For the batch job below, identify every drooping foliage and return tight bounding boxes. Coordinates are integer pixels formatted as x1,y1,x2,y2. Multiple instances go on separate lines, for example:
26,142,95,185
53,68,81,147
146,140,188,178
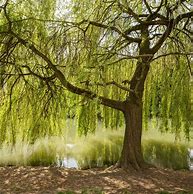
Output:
0,0,192,145
144,56,191,139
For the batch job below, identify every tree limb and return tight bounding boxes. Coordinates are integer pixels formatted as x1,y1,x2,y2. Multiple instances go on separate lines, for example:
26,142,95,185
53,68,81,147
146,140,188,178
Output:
153,52,193,61
143,0,152,14
11,32,125,111
175,11,193,25
88,20,141,43
22,65,56,81
118,2,142,23
151,19,174,53
81,80,134,93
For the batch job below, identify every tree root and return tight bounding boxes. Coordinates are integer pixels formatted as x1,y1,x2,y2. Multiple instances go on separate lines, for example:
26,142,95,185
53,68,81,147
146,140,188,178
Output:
103,162,121,172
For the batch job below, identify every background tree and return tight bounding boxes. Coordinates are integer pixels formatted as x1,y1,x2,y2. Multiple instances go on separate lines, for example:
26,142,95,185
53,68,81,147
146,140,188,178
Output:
0,0,193,169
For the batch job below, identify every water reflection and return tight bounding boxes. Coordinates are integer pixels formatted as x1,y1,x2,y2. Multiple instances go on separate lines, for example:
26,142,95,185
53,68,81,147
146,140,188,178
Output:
188,148,193,171
56,143,78,168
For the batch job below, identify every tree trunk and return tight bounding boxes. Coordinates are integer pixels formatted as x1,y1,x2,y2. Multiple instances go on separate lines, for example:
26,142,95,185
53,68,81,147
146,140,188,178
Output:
119,58,151,170
119,101,145,170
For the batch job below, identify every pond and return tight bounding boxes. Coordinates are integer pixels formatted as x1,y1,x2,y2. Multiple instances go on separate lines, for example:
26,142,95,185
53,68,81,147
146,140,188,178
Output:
57,157,79,168
56,144,193,170
188,148,193,170
56,143,79,168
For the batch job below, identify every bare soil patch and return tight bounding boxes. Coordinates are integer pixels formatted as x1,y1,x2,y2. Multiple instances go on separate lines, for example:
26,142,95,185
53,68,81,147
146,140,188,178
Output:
0,166,192,194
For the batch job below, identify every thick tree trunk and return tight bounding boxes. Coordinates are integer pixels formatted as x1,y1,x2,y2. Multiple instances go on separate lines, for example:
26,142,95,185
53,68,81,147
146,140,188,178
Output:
119,101,145,170
118,57,151,170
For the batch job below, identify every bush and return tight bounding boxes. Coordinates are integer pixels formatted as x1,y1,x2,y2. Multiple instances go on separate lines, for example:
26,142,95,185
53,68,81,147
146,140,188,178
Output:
143,140,189,170
71,135,123,169
71,136,189,170
0,130,190,170
27,143,56,166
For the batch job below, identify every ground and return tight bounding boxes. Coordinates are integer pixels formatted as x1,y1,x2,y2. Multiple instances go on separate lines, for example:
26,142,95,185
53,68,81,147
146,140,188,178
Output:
0,166,193,194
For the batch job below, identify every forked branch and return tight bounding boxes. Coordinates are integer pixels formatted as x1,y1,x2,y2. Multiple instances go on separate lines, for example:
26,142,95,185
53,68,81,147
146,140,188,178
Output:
11,32,124,111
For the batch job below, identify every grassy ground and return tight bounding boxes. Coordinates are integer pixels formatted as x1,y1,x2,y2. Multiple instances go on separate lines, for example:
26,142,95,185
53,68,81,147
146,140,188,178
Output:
0,126,192,169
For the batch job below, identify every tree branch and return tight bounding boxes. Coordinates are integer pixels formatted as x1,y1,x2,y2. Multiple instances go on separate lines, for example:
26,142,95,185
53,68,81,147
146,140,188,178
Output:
22,65,56,81
147,0,164,20
143,0,153,14
170,0,187,12
118,2,142,23
151,19,174,53
175,11,193,25
11,32,124,111
88,20,141,43
81,80,134,93
125,19,168,35
153,52,193,61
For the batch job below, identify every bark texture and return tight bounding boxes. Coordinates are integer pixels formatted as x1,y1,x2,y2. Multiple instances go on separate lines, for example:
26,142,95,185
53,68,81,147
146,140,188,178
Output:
119,58,151,170
120,102,144,170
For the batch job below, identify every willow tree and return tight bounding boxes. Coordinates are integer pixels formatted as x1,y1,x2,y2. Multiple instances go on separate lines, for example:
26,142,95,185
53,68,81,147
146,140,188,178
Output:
0,0,193,169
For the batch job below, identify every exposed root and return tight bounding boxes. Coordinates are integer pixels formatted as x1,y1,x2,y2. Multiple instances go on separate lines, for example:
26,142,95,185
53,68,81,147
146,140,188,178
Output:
104,161,156,173
118,160,156,172
139,162,156,170
103,162,121,172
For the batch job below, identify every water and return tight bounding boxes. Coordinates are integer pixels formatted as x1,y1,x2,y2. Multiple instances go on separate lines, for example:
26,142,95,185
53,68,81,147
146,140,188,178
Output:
63,157,78,168
188,148,193,171
56,145,193,170
56,157,78,168
56,143,78,168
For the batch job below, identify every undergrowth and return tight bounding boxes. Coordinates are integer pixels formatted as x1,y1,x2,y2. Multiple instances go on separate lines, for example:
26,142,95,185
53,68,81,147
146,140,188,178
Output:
0,128,192,169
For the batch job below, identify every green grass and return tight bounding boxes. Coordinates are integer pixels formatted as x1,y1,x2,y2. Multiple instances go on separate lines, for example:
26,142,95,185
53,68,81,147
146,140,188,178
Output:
0,136,69,166
143,140,189,169
71,130,123,169
70,128,191,170
0,126,192,169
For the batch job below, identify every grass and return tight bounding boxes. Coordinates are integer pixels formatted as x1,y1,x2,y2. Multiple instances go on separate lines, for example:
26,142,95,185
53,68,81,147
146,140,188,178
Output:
71,130,123,168
0,136,69,166
143,140,189,169
0,126,192,169
70,128,192,170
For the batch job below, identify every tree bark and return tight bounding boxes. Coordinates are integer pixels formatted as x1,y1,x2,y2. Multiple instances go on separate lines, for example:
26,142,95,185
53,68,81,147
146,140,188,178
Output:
119,101,144,170
119,59,150,170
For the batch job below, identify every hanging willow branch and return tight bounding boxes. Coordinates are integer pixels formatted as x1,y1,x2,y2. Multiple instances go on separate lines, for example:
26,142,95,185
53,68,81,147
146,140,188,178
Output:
0,0,193,143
